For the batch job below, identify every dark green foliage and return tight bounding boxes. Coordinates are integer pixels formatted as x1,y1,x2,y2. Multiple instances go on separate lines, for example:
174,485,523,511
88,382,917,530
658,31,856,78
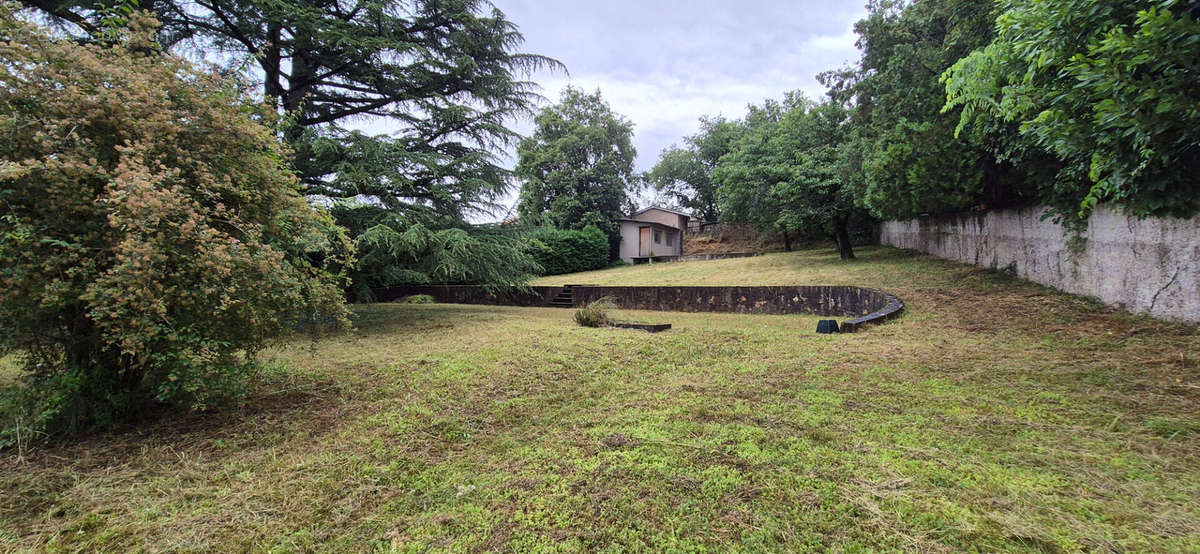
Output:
944,0,1200,221
822,0,1199,225
648,117,743,222
715,94,869,259
821,0,1040,220
24,0,562,290
527,225,609,276
516,87,637,260
709,98,788,237
0,12,349,442
22,0,561,208
333,204,540,301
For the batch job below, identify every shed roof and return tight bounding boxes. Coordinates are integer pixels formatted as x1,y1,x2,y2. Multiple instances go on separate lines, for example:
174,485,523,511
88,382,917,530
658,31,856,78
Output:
631,206,691,219
617,219,681,230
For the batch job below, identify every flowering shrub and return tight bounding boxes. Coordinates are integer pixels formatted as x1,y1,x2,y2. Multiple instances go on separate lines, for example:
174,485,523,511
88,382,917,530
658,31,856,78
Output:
0,8,351,439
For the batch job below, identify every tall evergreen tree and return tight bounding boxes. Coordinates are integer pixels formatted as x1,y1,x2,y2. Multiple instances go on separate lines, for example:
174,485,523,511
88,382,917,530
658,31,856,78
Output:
23,0,561,289
515,87,636,260
21,0,560,212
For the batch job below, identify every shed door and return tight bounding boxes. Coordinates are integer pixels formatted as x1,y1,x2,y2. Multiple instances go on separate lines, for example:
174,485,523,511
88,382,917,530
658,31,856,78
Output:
639,227,651,256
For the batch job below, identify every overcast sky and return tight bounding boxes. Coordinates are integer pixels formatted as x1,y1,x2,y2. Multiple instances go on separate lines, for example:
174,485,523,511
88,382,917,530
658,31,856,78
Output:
492,0,867,173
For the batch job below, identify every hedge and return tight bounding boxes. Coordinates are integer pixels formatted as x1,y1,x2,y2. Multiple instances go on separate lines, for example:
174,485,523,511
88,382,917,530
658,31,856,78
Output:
528,225,609,276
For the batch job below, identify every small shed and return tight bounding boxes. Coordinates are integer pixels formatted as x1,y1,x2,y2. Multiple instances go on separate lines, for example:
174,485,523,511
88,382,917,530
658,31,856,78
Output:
617,206,690,264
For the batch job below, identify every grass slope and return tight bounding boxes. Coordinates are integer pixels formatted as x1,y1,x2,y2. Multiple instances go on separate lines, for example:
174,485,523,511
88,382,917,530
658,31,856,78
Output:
2,247,1198,551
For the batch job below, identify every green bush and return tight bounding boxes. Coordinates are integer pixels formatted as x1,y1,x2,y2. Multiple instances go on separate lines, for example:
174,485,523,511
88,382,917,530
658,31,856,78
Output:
527,225,609,276
0,12,350,444
399,294,436,304
573,297,616,328
943,0,1200,221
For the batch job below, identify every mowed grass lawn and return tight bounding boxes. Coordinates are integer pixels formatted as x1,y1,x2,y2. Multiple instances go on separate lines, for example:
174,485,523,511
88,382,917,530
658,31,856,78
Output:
2,247,1198,552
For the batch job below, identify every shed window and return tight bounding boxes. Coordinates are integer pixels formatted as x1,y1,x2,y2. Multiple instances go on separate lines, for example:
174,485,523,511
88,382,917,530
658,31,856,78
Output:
666,232,674,247
654,230,662,244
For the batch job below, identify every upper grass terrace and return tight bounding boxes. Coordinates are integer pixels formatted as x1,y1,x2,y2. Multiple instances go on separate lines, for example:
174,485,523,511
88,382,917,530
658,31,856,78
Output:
1,246,1197,551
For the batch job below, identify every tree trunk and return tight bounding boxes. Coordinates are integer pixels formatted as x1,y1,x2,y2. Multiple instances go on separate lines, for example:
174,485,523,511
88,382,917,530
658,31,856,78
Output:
835,216,855,260
782,229,792,252
262,22,284,109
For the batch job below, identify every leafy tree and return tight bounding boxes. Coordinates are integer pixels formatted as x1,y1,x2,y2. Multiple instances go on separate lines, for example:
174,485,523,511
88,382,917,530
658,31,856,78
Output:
516,87,637,259
0,11,350,439
22,0,560,291
716,95,864,259
943,0,1200,221
646,149,706,217
776,101,866,260
648,117,742,222
712,98,791,245
821,0,1038,220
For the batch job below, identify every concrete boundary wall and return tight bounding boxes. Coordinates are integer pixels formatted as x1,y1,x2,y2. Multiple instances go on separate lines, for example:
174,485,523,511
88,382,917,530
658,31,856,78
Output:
372,285,905,333
879,205,1200,323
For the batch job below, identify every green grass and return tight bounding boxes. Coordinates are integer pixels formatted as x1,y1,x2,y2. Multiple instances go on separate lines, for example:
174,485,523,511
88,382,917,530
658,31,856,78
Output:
0,357,18,387
534,246,955,288
2,246,1198,551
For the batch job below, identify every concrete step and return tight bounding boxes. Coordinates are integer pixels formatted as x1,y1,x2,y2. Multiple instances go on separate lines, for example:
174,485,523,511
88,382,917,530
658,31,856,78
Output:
550,285,576,308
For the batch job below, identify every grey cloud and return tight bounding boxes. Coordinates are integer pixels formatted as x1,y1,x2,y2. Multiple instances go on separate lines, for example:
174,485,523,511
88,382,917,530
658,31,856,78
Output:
354,2,868,219
495,0,866,172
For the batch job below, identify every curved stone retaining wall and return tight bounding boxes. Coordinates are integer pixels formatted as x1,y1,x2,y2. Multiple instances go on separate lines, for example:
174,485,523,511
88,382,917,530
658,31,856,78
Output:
372,284,904,333
679,252,760,262
838,290,906,333
371,285,555,307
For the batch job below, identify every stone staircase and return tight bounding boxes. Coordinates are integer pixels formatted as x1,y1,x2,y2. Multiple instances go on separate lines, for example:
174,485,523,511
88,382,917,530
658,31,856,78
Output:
549,284,583,308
